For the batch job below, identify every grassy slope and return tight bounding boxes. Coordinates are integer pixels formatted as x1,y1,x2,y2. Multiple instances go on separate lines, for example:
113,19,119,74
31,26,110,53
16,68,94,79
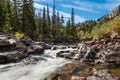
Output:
88,16,120,39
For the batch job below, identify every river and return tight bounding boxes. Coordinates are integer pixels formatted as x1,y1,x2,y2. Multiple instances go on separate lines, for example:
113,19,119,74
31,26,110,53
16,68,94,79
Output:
0,48,75,80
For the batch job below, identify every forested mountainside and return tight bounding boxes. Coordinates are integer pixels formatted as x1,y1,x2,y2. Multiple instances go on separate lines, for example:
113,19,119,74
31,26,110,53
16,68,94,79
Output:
77,5,120,40
0,0,120,42
0,0,78,42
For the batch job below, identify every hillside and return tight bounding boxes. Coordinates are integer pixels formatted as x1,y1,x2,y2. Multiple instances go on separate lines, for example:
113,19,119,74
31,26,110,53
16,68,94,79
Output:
77,5,120,40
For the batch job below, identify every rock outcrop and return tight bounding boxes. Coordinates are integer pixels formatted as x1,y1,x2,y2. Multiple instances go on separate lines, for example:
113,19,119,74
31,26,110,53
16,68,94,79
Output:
0,34,51,64
98,5,120,23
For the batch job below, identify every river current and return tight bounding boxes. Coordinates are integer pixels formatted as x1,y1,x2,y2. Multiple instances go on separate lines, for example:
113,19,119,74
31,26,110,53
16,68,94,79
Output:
0,48,74,80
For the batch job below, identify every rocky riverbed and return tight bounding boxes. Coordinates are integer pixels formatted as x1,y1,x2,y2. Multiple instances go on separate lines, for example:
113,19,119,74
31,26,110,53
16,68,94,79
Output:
0,33,120,80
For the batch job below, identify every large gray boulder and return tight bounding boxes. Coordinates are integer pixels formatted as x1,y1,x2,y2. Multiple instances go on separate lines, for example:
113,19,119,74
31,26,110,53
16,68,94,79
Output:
27,43,44,54
0,34,17,52
82,45,101,62
0,48,27,64
105,45,120,66
34,42,52,49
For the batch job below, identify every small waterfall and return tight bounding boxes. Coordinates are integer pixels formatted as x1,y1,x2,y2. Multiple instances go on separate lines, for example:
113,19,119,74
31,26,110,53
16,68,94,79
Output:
0,49,71,80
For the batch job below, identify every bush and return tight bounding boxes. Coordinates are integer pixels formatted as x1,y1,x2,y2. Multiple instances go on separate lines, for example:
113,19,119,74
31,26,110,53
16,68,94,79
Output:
15,32,25,38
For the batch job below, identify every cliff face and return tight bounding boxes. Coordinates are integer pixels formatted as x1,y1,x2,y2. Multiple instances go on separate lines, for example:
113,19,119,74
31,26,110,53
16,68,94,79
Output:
99,5,120,22
108,5,120,18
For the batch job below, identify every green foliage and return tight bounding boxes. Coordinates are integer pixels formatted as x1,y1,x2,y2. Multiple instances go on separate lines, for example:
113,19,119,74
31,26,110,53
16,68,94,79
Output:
77,15,120,40
22,0,36,39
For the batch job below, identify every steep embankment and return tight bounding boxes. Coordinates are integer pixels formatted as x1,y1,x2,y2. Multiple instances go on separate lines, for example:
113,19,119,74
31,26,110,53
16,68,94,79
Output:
91,15,120,39
77,5,120,40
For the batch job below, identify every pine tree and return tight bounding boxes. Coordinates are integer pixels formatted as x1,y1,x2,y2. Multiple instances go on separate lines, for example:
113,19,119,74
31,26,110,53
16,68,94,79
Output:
7,0,12,29
52,0,57,39
22,0,36,39
46,4,51,38
60,15,64,38
71,8,77,38
66,19,71,38
56,12,60,39
42,7,47,39
71,8,75,28
0,0,6,31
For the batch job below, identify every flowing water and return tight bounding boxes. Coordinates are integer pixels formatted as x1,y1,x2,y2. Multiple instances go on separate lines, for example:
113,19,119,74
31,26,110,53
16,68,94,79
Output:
0,48,73,80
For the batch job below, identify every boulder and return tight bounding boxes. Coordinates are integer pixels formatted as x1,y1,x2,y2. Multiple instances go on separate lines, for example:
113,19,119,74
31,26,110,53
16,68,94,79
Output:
27,44,44,54
19,37,33,46
0,47,27,64
56,51,70,58
34,42,52,49
0,34,17,52
51,45,57,50
105,45,120,66
83,45,101,62
86,68,118,80
44,73,64,80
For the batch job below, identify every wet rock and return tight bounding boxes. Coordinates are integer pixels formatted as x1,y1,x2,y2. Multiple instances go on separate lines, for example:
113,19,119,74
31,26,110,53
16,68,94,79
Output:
0,34,17,52
51,45,67,50
83,45,101,62
95,51,106,64
0,48,27,64
27,43,44,54
44,73,64,80
105,45,120,66
19,37,33,46
56,51,71,58
86,76,102,80
51,45,57,50
71,76,85,80
86,68,118,80
56,49,77,59
73,44,88,60
34,42,52,49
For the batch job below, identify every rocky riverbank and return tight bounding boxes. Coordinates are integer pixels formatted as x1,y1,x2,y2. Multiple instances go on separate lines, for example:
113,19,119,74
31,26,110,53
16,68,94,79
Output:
45,60,120,80
45,36,120,80
0,33,120,80
0,33,51,64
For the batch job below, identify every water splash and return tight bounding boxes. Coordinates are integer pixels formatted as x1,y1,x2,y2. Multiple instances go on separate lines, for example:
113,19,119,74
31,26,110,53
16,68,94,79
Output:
0,49,71,80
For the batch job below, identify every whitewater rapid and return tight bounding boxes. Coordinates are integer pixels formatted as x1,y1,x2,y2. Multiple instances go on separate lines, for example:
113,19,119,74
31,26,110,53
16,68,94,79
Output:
0,49,72,80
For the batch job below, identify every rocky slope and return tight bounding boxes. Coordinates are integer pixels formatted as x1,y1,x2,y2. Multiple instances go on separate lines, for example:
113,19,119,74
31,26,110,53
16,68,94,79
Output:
77,5,120,40
99,5,120,23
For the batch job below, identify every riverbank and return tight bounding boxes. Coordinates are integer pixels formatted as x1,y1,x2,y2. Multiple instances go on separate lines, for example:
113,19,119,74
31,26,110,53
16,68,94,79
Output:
0,33,120,80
